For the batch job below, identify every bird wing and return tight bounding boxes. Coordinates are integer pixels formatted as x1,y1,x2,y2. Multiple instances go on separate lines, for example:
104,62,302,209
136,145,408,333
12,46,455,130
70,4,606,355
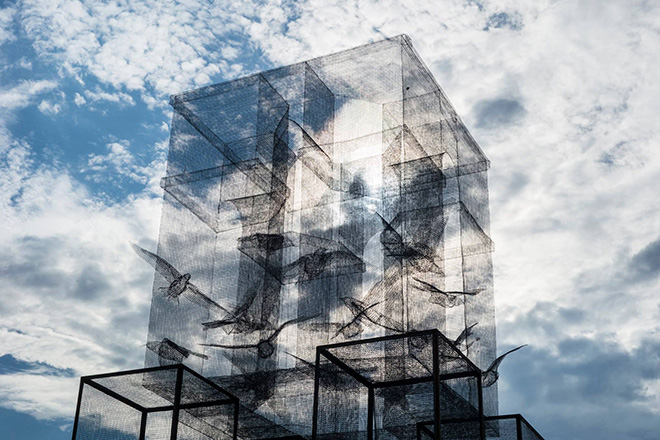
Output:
184,283,232,315
266,314,320,342
363,308,404,333
233,281,261,318
445,288,485,296
486,345,527,373
202,318,237,330
454,322,478,347
283,351,315,370
130,242,181,282
378,215,404,253
411,277,446,295
282,255,306,280
201,343,257,350
341,297,366,317
327,250,364,268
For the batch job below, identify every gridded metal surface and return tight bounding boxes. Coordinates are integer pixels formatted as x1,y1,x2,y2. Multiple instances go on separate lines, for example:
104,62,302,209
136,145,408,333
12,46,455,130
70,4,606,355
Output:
72,365,238,440
417,414,545,440
313,331,485,439
135,34,502,438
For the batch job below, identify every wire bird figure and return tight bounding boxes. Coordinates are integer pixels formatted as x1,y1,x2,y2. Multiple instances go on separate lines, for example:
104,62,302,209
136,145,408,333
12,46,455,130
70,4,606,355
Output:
130,243,230,314
376,212,442,274
202,314,319,359
238,232,294,253
146,338,208,366
283,247,364,282
482,345,527,387
201,281,265,334
332,300,383,339
411,277,484,308
339,296,404,337
454,322,479,351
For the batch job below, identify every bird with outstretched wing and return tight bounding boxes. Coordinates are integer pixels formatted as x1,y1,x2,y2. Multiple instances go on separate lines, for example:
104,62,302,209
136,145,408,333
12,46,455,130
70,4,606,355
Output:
202,280,267,334
412,276,484,308
376,212,442,274
146,338,208,366
482,345,527,387
283,247,364,282
202,314,319,358
454,322,480,351
130,242,230,315
340,296,404,335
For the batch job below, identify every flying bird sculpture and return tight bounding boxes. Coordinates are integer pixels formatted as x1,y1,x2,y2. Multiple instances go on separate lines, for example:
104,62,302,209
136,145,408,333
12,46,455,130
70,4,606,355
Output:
482,345,527,387
333,300,383,339
238,232,294,253
146,338,208,366
283,247,364,282
454,322,480,351
341,296,404,336
130,242,230,314
202,281,265,334
202,314,319,358
376,213,442,274
412,277,484,308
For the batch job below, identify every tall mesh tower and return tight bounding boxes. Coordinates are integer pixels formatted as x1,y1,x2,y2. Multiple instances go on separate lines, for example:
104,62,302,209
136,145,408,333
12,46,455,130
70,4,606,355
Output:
144,35,496,438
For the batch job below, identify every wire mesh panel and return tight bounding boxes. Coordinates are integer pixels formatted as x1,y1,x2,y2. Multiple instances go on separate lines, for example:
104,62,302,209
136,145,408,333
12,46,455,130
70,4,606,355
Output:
72,365,238,440
136,34,499,437
312,330,485,440
417,415,545,440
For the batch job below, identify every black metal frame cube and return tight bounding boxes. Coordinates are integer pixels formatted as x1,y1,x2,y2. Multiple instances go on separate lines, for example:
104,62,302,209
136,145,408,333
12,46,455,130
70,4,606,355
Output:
311,329,486,440
72,364,239,440
417,414,545,440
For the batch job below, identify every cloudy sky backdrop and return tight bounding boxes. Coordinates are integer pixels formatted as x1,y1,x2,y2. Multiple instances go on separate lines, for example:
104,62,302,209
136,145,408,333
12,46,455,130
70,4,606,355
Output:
1,0,659,438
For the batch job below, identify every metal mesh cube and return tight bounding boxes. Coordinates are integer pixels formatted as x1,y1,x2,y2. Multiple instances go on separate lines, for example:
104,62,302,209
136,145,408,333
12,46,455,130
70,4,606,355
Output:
417,414,545,440
312,330,486,440
72,365,238,440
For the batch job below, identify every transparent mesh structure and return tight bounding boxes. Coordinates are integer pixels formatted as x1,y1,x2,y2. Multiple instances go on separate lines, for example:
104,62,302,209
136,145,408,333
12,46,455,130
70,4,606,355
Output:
313,331,485,439
130,34,532,438
417,415,545,440
72,365,238,440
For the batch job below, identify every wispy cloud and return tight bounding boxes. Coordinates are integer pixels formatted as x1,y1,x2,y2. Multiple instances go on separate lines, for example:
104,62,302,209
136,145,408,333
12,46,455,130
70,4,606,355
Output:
0,140,162,419
0,0,658,437
18,0,255,103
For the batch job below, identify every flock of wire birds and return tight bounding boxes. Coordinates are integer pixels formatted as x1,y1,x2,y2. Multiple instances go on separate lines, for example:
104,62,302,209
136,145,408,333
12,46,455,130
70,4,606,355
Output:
131,232,525,390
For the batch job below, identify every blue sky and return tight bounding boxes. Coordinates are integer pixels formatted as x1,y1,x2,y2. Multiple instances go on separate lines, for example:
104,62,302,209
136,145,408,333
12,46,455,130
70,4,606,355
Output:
1,0,660,439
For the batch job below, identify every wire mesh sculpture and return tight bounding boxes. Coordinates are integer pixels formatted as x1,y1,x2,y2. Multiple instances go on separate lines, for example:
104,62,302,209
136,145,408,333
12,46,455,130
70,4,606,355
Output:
137,34,508,438
72,364,238,440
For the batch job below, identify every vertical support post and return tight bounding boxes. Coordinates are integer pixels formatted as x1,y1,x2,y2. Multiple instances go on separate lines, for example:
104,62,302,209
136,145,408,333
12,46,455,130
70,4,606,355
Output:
311,348,321,440
71,378,85,440
232,398,239,440
170,365,184,440
477,371,485,440
516,415,523,440
138,411,148,440
432,331,441,440
367,386,375,440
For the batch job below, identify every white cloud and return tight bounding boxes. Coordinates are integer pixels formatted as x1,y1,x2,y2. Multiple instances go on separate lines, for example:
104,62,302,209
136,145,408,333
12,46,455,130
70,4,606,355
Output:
83,140,147,184
18,0,256,101
73,92,86,106
0,140,163,419
0,80,58,110
37,99,61,115
83,87,134,106
0,5,16,47
3,0,660,435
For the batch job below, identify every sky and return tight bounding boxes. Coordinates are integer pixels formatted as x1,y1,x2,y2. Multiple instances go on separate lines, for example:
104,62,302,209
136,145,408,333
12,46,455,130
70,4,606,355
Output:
0,0,659,439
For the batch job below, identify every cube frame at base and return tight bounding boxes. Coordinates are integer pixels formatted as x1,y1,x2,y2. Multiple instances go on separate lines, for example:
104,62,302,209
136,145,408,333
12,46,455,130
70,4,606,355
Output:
72,364,239,440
